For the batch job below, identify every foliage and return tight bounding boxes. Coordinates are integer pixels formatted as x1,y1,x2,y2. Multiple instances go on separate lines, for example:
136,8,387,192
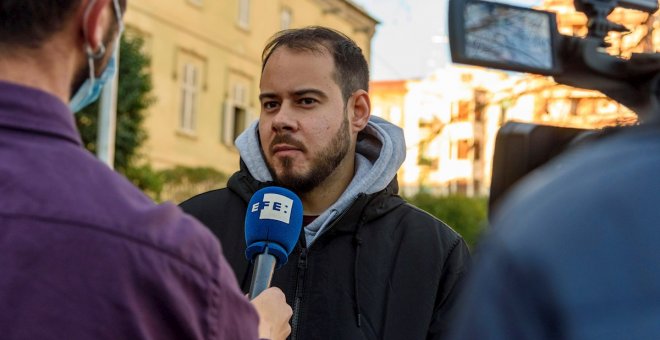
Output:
123,163,164,201
75,34,156,190
404,192,489,249
159,166,229,203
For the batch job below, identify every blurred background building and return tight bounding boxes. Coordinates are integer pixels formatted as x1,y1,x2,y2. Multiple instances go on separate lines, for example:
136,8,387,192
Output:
370,0,655,197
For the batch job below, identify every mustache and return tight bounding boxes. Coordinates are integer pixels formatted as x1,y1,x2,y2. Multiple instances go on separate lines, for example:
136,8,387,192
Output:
270,134,307,153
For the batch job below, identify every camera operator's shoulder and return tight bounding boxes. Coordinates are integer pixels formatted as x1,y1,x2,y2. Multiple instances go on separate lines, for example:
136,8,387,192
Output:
134,201,225,275
492,125,660,244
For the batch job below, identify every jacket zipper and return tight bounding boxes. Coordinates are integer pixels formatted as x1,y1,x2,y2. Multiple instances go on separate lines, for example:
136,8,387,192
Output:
290,247,308,340
289,195,367,339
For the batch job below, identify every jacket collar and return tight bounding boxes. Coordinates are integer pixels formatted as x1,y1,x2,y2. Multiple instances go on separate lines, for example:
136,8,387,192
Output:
0,81,82,147
227,162,406,234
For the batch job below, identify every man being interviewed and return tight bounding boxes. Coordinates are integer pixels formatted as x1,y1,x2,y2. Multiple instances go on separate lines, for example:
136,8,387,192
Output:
181,26,470,340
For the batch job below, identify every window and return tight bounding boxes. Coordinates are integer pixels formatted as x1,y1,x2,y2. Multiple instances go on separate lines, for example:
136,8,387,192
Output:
180,63,200,132
223,79,253,145
238,0,250,29
175,50,206,135
233,107,247,142
473,179,482,195
452,180,468,195
456,100,470,121
474,89,487,122
457,140,470,160
280,7,292,30
473,140,481,161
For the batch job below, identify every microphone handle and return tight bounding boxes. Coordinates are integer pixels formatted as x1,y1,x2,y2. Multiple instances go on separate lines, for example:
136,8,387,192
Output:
248,251,277,300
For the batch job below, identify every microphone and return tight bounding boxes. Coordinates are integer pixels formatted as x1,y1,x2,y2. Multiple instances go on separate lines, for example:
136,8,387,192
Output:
245,186,303,299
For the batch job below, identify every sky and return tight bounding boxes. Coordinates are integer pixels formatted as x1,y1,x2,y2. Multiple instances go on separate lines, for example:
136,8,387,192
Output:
352,0,542,81
353,0,451,81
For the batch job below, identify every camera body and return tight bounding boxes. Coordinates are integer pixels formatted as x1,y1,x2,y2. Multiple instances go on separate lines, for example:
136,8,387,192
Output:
448,0,660,216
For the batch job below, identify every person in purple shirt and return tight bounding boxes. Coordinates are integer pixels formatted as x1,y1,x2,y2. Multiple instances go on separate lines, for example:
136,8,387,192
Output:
0,0,291,339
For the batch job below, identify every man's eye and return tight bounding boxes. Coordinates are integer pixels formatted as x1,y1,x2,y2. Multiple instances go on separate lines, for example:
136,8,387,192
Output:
263,101,279,110
299,98,318,105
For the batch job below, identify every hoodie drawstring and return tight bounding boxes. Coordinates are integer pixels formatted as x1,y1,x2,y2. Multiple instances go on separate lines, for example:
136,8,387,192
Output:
353,228,364,328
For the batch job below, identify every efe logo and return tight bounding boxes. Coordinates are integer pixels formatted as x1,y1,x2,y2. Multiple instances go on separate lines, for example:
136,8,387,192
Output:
251,193,293,224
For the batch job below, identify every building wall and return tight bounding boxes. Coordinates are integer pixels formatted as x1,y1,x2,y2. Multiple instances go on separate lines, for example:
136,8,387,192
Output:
370,80,418,196
124,0,377,175
370,66,508,197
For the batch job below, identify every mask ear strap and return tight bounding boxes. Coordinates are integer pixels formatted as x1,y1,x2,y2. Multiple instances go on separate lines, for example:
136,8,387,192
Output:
83,42,105,87
87,43,106,60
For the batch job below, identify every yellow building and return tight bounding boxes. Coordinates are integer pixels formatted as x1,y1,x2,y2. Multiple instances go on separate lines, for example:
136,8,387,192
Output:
124,0,377,176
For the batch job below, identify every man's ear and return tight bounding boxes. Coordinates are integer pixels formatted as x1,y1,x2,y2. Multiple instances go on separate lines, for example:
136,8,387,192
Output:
81,0,112,53
349,89,371,132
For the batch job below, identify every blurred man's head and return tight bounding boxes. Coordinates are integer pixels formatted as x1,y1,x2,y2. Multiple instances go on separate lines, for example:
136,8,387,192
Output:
0,0,126,50
0,0,126,108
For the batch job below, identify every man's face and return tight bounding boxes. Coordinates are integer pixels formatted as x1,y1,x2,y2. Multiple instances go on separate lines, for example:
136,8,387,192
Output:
259,47,353,194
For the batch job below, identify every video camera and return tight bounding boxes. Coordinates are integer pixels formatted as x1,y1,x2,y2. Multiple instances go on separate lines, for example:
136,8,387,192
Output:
448,0,660,218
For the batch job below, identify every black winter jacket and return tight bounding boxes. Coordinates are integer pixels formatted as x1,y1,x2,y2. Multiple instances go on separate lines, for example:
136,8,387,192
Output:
180,167,471,340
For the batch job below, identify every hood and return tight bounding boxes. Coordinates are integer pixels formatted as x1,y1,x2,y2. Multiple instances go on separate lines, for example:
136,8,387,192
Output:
234,116,406,246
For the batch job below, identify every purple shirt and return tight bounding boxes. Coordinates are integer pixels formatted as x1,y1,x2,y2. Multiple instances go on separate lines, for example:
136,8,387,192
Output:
0,81,259,339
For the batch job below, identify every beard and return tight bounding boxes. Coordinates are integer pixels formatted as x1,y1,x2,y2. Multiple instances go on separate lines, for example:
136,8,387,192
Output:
267,113,351,194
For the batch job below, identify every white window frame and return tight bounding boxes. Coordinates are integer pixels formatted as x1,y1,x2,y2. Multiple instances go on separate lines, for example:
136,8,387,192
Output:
223,82,253,145
238,0,251,29
179,62,199,133
280,7,292,30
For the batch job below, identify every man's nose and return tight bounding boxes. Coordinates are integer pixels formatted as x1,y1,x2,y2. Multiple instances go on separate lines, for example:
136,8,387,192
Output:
271,102,298,132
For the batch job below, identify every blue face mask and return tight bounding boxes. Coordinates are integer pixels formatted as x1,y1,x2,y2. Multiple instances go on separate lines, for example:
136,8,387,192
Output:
69,53,118,113
69,0,124,113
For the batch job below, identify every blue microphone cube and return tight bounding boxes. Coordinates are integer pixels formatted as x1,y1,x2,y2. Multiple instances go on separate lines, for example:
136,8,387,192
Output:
245,186,303,268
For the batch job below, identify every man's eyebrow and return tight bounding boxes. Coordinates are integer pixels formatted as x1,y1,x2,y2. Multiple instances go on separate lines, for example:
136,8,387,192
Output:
292,89,328,100
258,93,279,101
259,89,329,101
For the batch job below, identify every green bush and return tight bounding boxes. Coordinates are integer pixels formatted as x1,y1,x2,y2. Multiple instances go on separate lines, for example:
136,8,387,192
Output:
123,163,164,201
158,166,229,204
404,193,489,249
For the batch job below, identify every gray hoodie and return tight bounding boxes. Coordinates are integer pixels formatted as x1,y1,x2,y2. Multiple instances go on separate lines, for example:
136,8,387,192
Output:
235,116,406,246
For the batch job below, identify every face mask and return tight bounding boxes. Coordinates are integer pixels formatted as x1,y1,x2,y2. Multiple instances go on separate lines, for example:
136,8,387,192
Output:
69,0,124,113
69,52,118,113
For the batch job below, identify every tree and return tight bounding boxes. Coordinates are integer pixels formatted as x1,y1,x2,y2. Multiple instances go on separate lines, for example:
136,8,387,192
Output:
75,34,160,196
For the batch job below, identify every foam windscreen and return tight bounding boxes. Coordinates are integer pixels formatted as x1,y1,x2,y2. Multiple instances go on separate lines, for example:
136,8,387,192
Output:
245,186,303,268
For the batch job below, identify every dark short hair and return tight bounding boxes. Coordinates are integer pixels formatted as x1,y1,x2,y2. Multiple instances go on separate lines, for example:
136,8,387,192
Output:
0,0,84,49
261,26,370,103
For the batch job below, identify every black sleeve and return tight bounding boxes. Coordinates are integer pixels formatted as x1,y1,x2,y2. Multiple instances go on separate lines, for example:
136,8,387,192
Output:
427,237,471,339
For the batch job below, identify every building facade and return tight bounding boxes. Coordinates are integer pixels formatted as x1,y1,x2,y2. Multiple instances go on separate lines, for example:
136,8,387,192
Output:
371,67,508,197
124,0,377,175
370,0,656,197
